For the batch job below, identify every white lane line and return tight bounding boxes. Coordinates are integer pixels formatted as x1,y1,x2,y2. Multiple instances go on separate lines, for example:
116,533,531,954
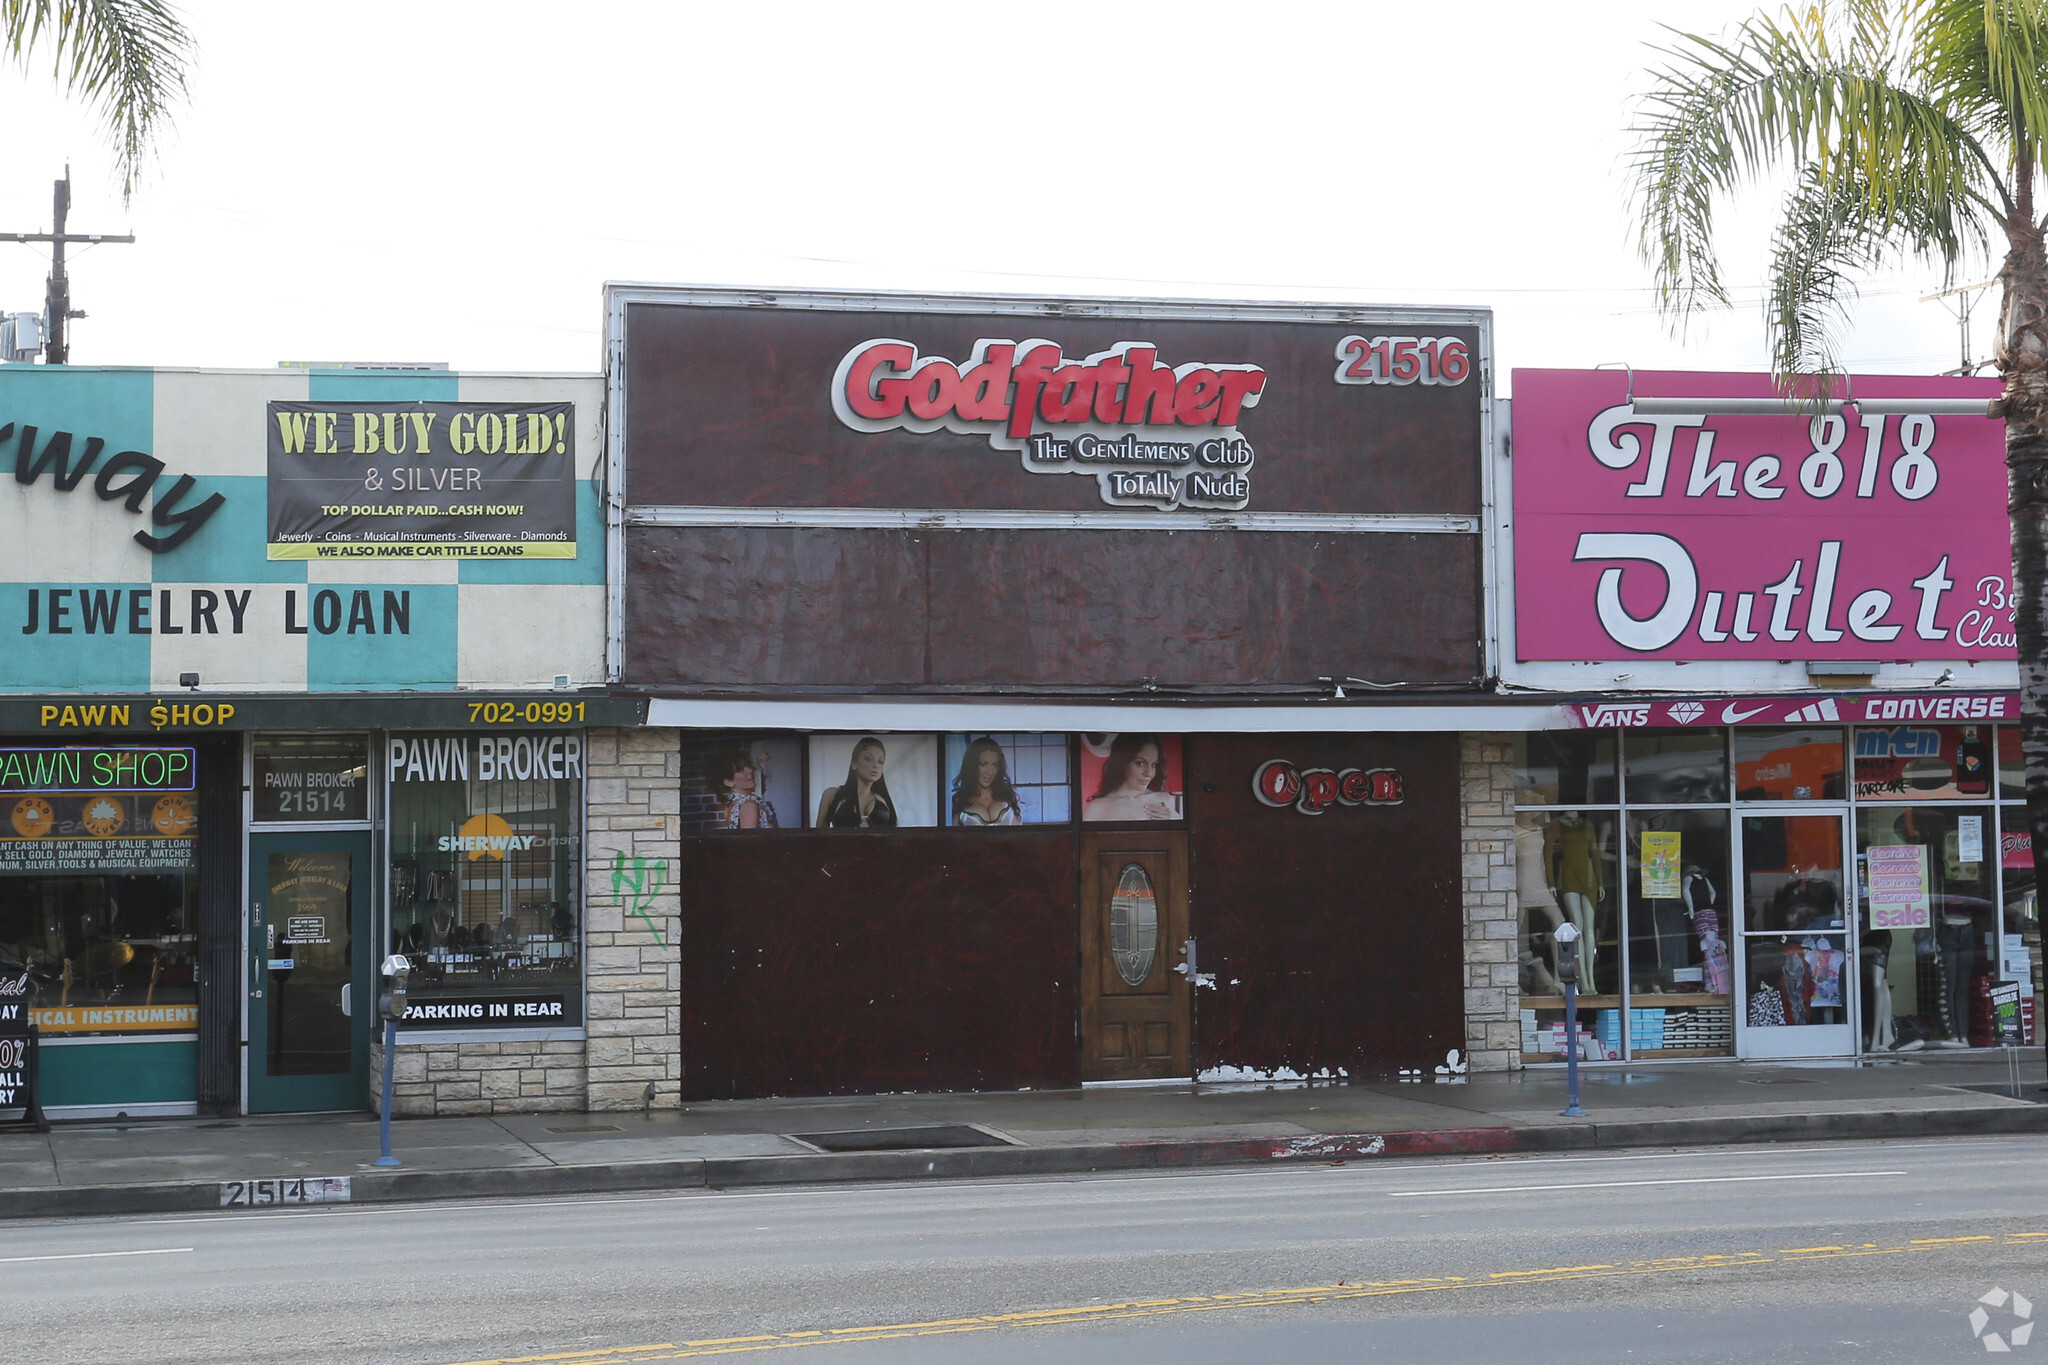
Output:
0,1247,193,1264
1389,1170,1909,1197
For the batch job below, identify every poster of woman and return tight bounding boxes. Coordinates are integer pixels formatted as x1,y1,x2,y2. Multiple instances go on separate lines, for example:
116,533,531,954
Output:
943,734,1072,825
1079,734,1184,822
807,734,938,828
678,736,802,831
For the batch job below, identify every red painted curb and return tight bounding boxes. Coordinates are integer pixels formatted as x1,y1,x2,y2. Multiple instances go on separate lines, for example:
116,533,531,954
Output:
1126,1127,1518,1166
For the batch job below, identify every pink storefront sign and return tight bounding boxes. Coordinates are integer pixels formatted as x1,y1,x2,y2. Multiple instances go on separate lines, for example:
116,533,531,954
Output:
1512,369,2010,661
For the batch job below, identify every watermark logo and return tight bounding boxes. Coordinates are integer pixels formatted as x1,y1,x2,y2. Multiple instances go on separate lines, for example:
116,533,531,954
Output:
1971,1287,2033,1352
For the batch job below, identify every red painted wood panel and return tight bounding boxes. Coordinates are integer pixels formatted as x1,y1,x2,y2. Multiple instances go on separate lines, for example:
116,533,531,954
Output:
1185,733,1464,1077
676,830,1078,1099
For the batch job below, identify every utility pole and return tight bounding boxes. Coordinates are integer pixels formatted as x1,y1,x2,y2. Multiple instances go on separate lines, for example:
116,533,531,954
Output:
1921,278,1998,377
0,167,135,364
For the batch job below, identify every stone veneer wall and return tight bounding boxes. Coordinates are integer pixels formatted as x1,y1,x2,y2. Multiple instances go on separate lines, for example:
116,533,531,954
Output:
581,726,684,1110
1460,732,1521,1073
371,726,685,1117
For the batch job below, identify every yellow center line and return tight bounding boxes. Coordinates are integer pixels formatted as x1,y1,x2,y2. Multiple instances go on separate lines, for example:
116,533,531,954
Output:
1491,1264,1615,1278
442,1231,2048,1364
445,1348,677,1365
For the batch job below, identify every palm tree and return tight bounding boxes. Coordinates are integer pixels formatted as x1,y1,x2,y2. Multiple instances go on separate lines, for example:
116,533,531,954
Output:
3,0,193,197
1632,1,2048,1025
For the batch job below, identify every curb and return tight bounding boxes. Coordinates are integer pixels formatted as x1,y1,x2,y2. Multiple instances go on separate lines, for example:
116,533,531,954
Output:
0,1106,2042,1220
698,1126,1518,1188
1515,1102,2048,1152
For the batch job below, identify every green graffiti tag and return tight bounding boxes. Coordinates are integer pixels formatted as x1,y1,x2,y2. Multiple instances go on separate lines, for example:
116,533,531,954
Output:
610,851,669,947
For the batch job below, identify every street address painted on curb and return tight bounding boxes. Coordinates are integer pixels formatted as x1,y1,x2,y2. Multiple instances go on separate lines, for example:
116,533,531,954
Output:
220,1176,351,1207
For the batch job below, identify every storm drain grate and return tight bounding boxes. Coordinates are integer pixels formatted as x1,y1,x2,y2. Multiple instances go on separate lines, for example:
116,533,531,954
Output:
544,1124,624,1134
788,1124,1017,1153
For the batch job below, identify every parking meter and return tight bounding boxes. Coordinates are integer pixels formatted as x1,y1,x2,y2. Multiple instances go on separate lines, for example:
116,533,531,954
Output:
373,954,410,1167
1553,922,1587,1117
379,953,410,1021
1553,921,1581,986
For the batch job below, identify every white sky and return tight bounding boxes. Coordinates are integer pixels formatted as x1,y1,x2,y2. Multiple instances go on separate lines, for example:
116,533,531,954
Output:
0,0,2001,387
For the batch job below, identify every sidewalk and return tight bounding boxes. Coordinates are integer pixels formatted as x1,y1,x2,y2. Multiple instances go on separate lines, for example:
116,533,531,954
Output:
2,1051,2044,1220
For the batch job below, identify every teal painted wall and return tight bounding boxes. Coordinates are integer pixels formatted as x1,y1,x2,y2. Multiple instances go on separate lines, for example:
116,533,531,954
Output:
39,1039,199,1107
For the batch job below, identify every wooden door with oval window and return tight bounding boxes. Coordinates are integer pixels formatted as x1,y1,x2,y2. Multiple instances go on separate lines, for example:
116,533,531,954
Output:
1080,831,1191,1080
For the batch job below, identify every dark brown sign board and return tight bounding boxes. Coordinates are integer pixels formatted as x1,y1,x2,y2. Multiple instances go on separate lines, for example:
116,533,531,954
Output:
618,292,1485,516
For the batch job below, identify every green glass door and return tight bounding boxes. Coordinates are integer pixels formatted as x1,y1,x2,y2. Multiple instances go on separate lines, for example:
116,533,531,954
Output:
248,831,373,1112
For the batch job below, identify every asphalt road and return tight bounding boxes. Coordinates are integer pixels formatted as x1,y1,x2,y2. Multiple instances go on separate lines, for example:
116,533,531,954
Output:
4,1135,2046,1365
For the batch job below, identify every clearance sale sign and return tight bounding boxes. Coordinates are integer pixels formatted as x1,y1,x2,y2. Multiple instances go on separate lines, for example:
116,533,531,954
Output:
1511,369,2011,662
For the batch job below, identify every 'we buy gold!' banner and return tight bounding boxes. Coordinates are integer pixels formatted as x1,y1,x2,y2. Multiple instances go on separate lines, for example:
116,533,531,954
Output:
267,402,576,559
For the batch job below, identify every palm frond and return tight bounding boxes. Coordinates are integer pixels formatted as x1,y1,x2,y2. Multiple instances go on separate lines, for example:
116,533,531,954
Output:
2,0,194,198
1631,4,2004,334
1913,0,2048,165
1764,161,1970,395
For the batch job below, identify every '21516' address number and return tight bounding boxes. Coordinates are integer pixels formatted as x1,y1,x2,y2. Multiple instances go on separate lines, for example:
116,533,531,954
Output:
1333,335,1470,387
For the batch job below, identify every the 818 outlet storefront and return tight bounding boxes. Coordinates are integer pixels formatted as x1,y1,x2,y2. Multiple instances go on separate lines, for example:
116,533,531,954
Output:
606,284,1538,1096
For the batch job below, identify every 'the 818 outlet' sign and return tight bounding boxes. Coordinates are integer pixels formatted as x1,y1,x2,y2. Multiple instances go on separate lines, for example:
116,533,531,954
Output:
1252,759,1404,815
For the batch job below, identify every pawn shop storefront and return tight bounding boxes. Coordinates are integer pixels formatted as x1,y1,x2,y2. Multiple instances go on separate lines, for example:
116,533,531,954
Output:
0,695,637,1121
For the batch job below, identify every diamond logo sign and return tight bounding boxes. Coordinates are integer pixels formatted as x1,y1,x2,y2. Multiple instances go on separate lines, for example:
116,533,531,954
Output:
1972,1287,2034,1352
1668,701,1706,725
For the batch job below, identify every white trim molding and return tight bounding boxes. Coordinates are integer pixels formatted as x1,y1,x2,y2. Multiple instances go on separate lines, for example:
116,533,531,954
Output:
626,505,1478,535
644,697,1568,734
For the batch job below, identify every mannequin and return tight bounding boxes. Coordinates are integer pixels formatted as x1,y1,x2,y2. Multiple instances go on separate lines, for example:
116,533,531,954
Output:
1935,913,1974,1047
1867,940,1896,1050
1516,809,1566,991
1548,812,1602,989
1684,866,1732,995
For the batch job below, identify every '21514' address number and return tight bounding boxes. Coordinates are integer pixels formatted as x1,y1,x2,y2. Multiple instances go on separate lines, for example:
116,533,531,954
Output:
1333,335,1470,387
220,1177,351,1207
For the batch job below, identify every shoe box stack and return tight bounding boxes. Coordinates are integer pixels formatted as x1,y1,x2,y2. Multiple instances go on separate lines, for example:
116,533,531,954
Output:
1519,1011,1615,1059
1658,1005,1735,1051
1596,1008,1667,1053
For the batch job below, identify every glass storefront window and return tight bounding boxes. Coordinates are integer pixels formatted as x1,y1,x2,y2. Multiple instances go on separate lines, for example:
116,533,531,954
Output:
1624,732,1727,804
387,733,584,1027
1854,724,1996,801
2002,808,2040,1030
0,873,198,1035
1624,809,1734,1056
1859,804,1997,1049
254,735,369,823
0,744,203,1036
1516,808,1619,1060
1512,733,1617,806
1515,720,2047,1059
1733,728,1844,801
